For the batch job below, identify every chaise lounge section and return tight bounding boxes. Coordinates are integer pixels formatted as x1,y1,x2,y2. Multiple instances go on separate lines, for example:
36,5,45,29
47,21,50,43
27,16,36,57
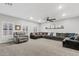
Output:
63,34,79,50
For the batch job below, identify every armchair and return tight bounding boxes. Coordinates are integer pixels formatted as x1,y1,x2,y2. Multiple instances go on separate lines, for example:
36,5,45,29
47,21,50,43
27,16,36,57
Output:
13,32,28,43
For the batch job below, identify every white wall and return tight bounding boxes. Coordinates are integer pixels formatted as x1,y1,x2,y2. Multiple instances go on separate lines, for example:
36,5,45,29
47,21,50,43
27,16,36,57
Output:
41,17,79,34
41,22,54,32
0,14,39,43
55,17,79,33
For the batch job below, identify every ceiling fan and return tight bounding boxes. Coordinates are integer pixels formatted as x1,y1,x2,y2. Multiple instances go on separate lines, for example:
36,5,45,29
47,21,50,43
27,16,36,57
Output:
4,3,13,6
46,17,56,22
40,16,56,24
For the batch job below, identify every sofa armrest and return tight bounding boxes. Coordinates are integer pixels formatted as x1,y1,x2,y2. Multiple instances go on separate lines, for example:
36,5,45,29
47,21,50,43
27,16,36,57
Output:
63,37,70,42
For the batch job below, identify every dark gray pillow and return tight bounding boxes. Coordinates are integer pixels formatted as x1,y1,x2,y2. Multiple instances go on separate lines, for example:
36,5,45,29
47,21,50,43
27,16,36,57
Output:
70,36,75,40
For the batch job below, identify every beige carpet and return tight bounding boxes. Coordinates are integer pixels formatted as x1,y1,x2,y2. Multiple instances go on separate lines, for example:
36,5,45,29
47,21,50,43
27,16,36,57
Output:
0,38,79,56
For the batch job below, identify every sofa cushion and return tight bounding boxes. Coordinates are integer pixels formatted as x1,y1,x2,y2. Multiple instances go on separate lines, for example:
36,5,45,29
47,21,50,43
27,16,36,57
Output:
50,33,53,37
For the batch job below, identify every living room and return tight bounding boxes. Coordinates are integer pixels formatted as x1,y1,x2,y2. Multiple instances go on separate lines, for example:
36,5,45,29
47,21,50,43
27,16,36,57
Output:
0,3,79,56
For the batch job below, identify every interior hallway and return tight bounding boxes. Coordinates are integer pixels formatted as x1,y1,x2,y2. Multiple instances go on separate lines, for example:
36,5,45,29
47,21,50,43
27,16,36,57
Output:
0,39,79,56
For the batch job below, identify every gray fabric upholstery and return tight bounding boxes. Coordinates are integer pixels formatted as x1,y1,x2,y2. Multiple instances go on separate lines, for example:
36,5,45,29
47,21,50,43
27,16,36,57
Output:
13,32,28,43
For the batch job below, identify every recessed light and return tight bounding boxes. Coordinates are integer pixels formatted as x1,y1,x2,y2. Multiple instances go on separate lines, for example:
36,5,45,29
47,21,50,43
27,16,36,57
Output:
29,17,33,20
38,19,41,22
62,13,66,16
58,5,62,10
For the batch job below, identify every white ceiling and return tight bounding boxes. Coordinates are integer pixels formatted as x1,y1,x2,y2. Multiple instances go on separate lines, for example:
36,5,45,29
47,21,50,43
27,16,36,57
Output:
0,3,79,23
